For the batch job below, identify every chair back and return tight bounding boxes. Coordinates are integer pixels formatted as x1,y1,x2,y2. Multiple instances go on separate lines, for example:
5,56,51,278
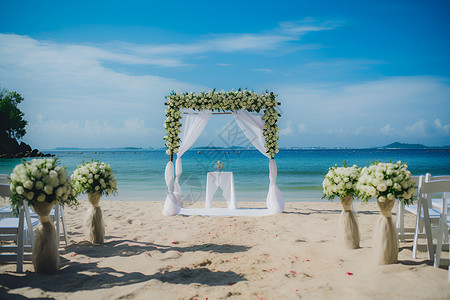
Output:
0,183,11,198
0,174,9,184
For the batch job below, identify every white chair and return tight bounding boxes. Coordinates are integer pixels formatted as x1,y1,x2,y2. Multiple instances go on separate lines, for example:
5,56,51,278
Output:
0,174,8,184
397,176,423,241
0,201,40,272
413,175,450,260
421,180,450,281
0,182,68,247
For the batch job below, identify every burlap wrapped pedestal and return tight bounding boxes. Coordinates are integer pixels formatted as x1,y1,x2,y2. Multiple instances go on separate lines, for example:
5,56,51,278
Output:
374,199,398,264
339,195,360,249
32,201,59,273
84,192,105,244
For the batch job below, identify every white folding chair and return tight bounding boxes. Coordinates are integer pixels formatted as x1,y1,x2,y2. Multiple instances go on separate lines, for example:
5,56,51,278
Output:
429,181,450,280
413,175,450,261
0,201,40,272
0,174,8,184
0,182,68,247
397,176,422,241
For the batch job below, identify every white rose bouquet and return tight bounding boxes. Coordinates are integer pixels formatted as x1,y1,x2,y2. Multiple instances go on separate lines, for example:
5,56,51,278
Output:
9,158,78,215
322,163,361,200
356,161,415,204
71,160,118,196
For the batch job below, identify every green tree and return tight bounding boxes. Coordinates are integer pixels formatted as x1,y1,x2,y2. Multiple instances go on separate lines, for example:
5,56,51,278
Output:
0,89,28,140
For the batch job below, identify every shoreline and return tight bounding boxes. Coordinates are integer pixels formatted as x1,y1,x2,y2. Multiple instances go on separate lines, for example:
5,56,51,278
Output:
1,198,449,299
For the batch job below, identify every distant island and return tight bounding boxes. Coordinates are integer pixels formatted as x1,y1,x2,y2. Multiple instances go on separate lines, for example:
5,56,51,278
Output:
377,142,450,149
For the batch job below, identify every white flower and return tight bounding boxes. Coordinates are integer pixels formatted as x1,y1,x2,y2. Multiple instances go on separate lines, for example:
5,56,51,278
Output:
23,180,33,190
44,185,53,195
26,191,34,200
16,186,24,195
35,181,44,190
377,183,387,192
55,187,64,197
378,196,387,202
37,194,46,202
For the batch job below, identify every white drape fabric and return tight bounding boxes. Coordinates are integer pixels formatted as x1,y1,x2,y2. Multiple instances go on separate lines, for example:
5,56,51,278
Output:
205,172,237,209
232,110,284,213
163,161,180,216
232,110,269,158
173,110,212,204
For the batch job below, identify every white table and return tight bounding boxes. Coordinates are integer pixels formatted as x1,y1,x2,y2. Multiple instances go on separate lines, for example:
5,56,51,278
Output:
205,172,236,209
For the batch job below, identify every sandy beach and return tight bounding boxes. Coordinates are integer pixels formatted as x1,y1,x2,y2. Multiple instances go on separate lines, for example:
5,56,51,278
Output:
1,198,450,299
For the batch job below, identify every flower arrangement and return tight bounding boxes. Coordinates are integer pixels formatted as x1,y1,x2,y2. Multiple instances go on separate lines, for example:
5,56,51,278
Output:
356,161,415,204
9,158,78,215
164,89,280,158
322,162,361,200
71,160,118,196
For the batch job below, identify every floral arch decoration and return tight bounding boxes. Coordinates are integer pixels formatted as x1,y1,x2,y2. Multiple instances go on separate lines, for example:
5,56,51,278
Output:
162,89,284,216
164,89,280,159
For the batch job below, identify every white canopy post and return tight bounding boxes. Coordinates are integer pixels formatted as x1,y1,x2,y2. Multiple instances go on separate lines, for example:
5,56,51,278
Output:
163,161,179,216
232,110,285,213
173,110,212,204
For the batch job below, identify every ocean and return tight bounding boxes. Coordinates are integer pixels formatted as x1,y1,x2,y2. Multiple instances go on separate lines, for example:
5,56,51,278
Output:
1,149,449,203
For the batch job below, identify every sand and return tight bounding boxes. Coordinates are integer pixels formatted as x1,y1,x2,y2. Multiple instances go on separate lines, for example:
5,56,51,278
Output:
1,198,450,299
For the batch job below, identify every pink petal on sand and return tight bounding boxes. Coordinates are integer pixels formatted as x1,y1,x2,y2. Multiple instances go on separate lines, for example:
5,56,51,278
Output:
347,272,353,276
172,241,179,244
290,271,296,274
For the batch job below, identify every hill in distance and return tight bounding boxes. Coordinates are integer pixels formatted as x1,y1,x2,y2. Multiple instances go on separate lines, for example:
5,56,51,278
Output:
379,142,450,149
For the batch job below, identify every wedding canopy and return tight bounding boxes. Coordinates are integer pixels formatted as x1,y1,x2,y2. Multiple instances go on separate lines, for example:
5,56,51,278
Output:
163,90,284,216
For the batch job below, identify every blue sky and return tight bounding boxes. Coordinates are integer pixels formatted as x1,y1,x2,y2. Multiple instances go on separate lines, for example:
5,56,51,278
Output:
0,0,449,149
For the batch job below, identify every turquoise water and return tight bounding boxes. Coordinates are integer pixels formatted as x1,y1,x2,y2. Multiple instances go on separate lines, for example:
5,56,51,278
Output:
0,149,449,202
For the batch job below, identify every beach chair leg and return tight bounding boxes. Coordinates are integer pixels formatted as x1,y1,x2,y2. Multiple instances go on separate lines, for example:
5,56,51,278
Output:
412,202,422,259
16,208,24,273
434,216,445,267
55,204,61,247
397,202,405,237
60,206,68,245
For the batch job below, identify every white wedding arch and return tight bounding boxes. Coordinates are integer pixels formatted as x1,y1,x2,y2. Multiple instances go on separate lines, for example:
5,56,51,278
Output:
163,90,284,216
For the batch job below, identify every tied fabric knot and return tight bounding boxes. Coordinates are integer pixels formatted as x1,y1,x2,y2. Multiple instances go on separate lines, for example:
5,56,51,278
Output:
340,195,353,211
33,201,54,220
377,199,395,218
88,193,102,207
39,215,50,223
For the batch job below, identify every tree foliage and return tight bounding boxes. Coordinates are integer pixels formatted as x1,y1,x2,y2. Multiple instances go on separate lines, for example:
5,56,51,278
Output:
0,89,28,140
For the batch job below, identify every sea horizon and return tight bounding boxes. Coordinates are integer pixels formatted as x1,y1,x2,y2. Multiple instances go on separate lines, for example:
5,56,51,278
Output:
1,148,449,204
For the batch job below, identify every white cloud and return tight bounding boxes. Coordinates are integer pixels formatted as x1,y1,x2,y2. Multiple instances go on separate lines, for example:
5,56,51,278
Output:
27,115,161,148
0,34,206,148
405,119,429,136
253,68,273,73
434,119,450,135
280,120,294,136
91,18,341,66
298,123,307,133
276,76,450,146
380,124,395,135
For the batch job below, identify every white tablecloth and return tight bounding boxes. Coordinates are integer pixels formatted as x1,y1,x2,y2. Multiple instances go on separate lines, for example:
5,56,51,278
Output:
205,172,236,209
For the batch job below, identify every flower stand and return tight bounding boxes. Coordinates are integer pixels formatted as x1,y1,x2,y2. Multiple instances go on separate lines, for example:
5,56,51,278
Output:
84,192,105,244
339,195,360,249
374,199,398,264
32,201,60,273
